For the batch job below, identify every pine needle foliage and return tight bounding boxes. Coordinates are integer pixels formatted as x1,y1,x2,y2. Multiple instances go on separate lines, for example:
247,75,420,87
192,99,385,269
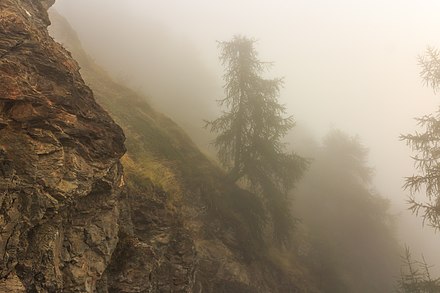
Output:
206,35,307,245
401,47,440,230
397,246,440,293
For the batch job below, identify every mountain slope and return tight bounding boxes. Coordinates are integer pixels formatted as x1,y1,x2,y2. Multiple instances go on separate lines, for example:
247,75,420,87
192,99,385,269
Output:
49,9,319,293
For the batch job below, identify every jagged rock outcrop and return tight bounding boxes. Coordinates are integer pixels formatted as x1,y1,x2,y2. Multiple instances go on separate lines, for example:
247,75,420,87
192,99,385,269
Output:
0,1,125,292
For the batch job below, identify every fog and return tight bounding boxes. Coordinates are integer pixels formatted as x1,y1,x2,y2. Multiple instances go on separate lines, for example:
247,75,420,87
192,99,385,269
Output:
52,0,440,278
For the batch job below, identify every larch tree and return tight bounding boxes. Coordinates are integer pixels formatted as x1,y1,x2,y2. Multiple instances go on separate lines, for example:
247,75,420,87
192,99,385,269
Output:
397,246,440,293
206,35,307,244
402,47,440,230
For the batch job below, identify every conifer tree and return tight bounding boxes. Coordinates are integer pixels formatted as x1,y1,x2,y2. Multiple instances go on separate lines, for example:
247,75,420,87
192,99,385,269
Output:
397,246,440,293
206,35,307,244
402,47,440,229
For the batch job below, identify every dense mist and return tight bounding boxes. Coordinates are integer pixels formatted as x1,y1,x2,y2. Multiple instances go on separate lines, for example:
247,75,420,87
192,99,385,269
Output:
50,0,440,289
294,130,400,292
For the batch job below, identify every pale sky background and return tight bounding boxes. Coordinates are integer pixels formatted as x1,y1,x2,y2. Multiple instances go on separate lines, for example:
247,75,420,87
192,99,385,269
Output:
52,0,440,272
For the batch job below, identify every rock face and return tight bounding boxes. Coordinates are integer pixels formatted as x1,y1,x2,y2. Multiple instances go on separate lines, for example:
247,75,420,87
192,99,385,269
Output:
97,183,197,293
0,0,125,292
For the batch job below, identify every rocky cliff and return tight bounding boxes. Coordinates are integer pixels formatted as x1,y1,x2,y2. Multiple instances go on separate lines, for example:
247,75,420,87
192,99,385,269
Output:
0,0,125,291
0,0,318,292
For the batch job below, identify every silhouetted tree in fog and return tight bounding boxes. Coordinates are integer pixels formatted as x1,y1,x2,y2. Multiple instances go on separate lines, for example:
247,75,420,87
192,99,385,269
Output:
295,130,399,292
206,36,307,244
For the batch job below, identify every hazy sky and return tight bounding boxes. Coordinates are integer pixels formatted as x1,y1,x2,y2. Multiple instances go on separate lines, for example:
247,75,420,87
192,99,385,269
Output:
53,0,440,269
